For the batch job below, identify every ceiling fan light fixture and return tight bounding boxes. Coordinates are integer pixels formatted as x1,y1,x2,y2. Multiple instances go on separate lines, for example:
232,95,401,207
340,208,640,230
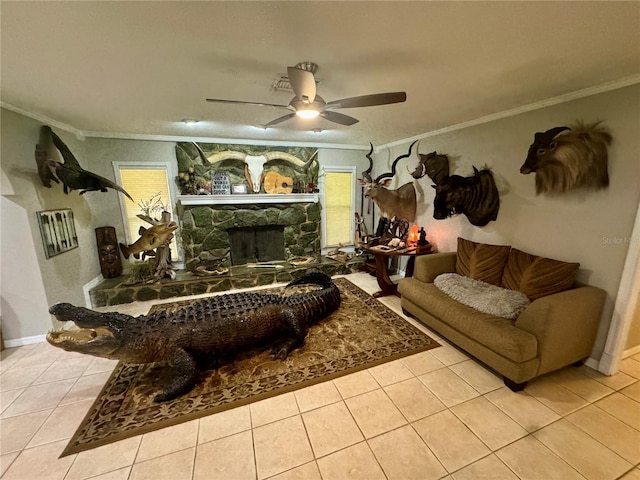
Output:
295,109,320,119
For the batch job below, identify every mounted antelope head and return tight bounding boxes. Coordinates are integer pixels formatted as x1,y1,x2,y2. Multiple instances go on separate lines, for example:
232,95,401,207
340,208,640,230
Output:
192,142,317,193
358,141,418,223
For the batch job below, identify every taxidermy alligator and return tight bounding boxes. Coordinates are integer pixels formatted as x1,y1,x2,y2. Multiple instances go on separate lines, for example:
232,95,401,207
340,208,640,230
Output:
47,272,341,402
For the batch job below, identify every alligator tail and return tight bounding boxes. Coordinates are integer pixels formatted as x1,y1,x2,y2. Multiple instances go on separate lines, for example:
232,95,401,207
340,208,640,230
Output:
286,272,334,289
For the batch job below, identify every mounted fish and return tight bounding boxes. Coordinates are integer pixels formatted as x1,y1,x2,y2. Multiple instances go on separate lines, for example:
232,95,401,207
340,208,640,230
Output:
520,121,612,194
119,222,178,260
40,126,133,201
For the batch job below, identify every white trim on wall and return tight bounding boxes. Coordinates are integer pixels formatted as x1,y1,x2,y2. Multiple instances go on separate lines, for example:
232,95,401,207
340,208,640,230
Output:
319,165,357,248
600,199,640,374
379,74,640,151
4,334,47,348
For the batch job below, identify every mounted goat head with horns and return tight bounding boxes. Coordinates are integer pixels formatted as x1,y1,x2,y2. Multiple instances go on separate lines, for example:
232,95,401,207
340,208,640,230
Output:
358,141,418,223
520,121,612,194
193,143,317,193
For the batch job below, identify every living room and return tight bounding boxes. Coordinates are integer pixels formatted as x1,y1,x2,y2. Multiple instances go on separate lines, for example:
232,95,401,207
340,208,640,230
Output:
1,2,639,479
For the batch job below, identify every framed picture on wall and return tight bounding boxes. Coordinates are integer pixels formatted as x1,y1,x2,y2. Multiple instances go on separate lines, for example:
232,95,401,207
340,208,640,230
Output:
36,208,79,259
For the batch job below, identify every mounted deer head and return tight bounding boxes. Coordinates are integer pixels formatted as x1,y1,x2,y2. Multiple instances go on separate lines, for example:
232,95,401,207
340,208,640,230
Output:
358,141,418,222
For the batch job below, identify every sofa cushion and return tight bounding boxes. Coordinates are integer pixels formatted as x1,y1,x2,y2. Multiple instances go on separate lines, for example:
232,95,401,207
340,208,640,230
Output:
455,238,511,286
398,278,538,363
434,273,530,319
502,248,579,300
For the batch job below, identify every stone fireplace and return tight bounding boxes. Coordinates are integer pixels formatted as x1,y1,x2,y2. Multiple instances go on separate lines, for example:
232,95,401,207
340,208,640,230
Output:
89,194,365,308
178,194,321,271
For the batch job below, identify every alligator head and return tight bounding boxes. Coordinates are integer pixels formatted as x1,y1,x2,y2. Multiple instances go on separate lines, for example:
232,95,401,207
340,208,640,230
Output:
47,303,131,359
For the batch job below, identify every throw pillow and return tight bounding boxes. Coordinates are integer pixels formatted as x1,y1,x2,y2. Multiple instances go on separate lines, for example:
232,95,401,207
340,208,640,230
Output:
455,237,511,286
434,273,530,319
502,248,579,300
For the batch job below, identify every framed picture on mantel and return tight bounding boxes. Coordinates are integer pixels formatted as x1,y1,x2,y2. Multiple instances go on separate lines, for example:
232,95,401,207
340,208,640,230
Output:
232,184,247,194
212,171,231,195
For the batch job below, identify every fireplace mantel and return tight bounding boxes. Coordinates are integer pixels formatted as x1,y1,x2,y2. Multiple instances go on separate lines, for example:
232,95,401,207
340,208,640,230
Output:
177,193,320,206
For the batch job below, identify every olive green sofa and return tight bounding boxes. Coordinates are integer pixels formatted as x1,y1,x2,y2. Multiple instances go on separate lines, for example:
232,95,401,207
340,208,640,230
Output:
398,239,606,390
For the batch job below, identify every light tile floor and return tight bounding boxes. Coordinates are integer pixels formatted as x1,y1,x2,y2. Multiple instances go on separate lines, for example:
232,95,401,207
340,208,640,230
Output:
1,272,639,480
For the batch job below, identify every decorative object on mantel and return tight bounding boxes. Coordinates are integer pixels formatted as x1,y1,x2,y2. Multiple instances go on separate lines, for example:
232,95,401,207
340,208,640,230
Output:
37,208,78,258
56,277,438,456
36,126,134,201
423,151,500,227
231,183,247,194
520,121,612,194
263,171,293,194
95,226,123,278
174,142,318,195
211,170,231,195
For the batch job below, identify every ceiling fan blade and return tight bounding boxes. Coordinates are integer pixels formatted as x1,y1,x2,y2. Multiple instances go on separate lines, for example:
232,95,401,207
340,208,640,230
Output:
326,91,407,109
320,110,359,126
287,66,316,104
206,98,289,108
265,112,297,127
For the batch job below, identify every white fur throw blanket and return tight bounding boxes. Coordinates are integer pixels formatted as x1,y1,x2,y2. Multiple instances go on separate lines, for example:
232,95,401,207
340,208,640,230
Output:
434,273,530,319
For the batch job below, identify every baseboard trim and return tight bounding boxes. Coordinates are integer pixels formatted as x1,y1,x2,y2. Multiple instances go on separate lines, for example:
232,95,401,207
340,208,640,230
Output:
83,275,104,308
4,334,47,348
584,357,599,371
623,344,640,359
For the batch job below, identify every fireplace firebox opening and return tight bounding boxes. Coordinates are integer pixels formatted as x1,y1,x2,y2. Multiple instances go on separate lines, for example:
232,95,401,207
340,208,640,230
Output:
227,225,285,265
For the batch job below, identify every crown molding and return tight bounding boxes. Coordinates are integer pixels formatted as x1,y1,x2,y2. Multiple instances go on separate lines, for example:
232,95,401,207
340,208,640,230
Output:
85,131,367,150
378,73,640,151
5,73,639,152
0,102,85,139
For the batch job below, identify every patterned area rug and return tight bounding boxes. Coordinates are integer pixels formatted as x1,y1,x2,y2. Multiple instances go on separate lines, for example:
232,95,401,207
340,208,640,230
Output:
61,278,439,456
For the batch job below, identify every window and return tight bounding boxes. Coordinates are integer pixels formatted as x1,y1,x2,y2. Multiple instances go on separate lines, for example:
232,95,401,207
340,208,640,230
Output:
320,166,356,248
113,162,180,260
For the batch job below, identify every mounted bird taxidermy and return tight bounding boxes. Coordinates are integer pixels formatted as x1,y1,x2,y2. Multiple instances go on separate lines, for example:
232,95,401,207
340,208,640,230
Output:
358,141,418,223
520,121,612,194
37,126,133,201
424,154,500,227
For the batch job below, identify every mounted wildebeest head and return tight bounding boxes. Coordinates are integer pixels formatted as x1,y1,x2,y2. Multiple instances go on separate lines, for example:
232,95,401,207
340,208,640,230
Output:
358,141,418,223
192,142,317,193
432,166,500,227
520,121,612,194
409,151,450,184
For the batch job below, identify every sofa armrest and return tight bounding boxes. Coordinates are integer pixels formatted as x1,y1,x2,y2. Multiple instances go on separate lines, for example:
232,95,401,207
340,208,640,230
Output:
515,285,606,375
413,252,457,283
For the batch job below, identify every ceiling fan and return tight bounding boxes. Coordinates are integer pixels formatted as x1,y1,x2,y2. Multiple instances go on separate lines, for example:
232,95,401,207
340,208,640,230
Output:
206,62,407,127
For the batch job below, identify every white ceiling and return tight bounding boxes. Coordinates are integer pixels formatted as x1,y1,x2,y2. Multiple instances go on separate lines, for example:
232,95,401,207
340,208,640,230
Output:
2,1,639,148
